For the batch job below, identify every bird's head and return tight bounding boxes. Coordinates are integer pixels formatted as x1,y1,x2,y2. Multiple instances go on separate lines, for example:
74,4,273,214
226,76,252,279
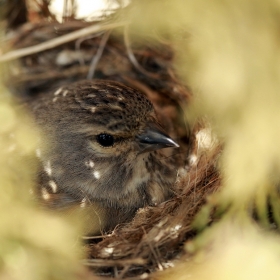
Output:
34,80,179,210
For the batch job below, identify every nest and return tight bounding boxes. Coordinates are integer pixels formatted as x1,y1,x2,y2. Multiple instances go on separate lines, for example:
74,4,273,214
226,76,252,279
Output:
2,1,222,278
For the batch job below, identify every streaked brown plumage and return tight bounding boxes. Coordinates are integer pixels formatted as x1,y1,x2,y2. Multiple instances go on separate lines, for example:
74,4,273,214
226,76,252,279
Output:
29,80,179,233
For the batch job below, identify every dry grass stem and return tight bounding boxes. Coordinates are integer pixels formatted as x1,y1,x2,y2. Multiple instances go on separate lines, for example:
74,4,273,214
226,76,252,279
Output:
0,21,127,62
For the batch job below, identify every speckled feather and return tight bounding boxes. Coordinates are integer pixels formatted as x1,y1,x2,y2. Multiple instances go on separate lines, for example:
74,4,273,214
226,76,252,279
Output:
28,80,178,233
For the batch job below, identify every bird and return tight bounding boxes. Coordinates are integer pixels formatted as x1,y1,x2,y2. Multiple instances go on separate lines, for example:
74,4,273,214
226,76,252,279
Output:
27,80,179,234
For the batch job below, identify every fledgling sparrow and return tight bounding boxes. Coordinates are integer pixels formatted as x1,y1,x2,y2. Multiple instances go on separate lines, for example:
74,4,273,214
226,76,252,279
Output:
28,80,179,233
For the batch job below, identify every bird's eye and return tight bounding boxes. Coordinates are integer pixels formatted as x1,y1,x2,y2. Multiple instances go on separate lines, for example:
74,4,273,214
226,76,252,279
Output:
96,133,114,147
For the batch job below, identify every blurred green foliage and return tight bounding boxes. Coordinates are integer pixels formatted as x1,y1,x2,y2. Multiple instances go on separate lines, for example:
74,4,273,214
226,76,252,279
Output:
0,77,83,279
125,0,280,225
125,0,280,278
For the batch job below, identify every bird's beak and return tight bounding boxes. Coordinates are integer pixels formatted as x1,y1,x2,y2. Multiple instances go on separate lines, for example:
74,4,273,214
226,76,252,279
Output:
137,122,179,154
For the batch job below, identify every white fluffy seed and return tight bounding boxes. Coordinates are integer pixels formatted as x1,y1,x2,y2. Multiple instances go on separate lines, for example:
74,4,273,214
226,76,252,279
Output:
93,171,100,179
41,188,50,200
48,180,57,193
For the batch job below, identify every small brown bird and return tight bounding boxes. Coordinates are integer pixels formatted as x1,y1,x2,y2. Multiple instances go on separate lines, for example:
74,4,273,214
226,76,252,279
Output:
29,80,179,233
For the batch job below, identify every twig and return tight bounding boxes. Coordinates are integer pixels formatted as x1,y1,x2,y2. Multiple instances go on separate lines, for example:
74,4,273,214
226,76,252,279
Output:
0,21,127,62
94,275,149,280
82,258,145,267
82,234,111,240
124,25,160,79
75,32,104,65
87,30,111,79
